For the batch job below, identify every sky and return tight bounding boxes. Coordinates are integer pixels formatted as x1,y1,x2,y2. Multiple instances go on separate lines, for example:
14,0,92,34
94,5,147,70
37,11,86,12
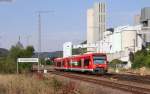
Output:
0,0,150,52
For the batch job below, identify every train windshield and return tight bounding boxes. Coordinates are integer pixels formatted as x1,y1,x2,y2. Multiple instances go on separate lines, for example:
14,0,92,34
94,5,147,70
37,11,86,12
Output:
93,56,106,64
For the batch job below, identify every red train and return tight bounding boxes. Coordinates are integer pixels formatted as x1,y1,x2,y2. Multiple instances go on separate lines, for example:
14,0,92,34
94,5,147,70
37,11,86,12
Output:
54,53,108,74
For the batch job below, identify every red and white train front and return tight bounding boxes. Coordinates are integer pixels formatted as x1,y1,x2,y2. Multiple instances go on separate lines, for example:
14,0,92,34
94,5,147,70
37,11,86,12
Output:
92,54,108,74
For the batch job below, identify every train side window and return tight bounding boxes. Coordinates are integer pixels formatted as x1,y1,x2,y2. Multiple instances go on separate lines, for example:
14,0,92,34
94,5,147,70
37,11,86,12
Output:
71,59,81,67
84,59,89,66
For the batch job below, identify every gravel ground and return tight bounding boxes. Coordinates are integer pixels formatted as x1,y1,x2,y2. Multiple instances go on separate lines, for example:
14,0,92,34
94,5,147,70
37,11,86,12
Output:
47,73,132,94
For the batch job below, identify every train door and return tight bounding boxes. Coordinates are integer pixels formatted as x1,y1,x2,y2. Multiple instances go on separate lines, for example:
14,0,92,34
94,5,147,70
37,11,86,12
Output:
83,56,91,69
66,58,70,70
63,58,69,70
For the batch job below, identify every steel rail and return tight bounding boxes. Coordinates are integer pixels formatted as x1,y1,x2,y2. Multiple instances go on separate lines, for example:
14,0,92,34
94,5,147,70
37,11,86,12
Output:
52,72,150,94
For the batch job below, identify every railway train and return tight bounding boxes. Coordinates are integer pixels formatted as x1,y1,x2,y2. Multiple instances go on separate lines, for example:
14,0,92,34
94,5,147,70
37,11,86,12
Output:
54,53,108,74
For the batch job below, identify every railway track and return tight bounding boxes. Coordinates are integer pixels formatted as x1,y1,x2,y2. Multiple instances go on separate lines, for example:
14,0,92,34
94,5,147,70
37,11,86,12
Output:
32,68,150,93
51,71,150,94
106,73,150,85
32,68,150,85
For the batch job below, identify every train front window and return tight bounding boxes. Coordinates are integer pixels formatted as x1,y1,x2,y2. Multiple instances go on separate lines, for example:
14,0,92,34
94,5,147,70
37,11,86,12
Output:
93,56,105,64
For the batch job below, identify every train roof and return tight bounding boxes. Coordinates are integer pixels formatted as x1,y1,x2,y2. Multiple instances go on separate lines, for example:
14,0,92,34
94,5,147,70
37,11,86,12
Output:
54,53,106,61
84,52,106,55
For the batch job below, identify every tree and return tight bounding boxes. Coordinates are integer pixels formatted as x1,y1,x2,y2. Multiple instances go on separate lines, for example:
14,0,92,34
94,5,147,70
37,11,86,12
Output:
9,45,22,59
132,47,150,69
24,46,35,57
3,45,35,73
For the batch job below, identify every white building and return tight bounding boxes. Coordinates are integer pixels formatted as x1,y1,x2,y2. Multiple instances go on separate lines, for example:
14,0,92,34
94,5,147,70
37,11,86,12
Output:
94,25,143,68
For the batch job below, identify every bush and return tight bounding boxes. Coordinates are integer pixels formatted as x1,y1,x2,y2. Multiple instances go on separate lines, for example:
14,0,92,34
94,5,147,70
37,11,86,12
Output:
110,59,123,65
132,54,145,68
109,59,124,70
0,57,16,74
143,55,150,67
132,47,150,69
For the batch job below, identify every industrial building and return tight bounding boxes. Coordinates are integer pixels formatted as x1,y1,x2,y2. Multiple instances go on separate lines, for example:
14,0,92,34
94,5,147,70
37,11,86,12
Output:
140,7,150,46
86,4,150,65
87,2,106,45
63,4,150,69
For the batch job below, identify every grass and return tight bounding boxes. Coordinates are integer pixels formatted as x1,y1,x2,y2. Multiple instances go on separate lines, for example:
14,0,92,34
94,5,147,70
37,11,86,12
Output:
0,74,54,94
0,73,84,94
0,73,116,94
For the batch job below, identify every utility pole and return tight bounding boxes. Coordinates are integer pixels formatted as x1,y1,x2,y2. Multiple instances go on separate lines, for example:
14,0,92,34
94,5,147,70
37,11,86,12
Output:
37,12,41,73
37,11,53,73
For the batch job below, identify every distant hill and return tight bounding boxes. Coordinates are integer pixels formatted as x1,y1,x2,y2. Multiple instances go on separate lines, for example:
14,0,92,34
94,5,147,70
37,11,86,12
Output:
32,51,63,59
0,48,9,57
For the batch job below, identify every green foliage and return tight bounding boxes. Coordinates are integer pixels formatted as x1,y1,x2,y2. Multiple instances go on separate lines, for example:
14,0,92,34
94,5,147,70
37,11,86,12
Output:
132,46,150,69
109,59,123,70
40,58,45,65
0,45,35,74
9,45,34,59
110,59,123,65
109,59,123,68
18,63,32,73
0,57,16,73
24,46,35,57
45,60,53,65
144,55,150,67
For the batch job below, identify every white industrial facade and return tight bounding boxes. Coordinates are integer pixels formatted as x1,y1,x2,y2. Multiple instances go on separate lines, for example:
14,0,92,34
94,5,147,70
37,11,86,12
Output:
87,25,142,54
95,25,143,63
